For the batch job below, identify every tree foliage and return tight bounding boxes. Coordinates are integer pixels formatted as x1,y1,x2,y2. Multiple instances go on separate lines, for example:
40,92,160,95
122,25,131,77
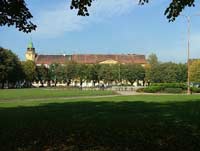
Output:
190,60,200,82
35,65,48,87
122,64,145,85
146,61,187,83
0,0,36,32
0,47,23,88
21,60,36,86
0,0,196,32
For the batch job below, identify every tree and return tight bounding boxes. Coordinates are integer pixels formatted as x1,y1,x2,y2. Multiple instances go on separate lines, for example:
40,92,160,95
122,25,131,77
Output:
145,53,159,83
0,47,23,88
190,60,200,82
49,63,64,87
64,61,77,86
76,64,90,88
0,0,196,32
35,64,48,87
123,64,145,86
0,0,36,32
146,61,187,83
160,62,178,83
98,64,116,85
21,60,36,87
147,53,159,67
176,63,187,83
87,64,101,86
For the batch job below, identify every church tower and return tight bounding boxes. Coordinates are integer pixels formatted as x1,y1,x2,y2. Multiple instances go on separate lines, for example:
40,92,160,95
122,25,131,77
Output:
25,41,36,61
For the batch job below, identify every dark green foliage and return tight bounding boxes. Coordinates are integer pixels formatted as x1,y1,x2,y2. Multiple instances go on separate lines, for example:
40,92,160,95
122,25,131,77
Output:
21,60,36,87
146,60,187,83
143,86,163,93
0,0,36,32
35,65,48,86
191,87,200,93
49,63,65,86
0,47,24,88
64,61,77,86
142,83,186,93
76,63,88,87
87,64,101,86
98,64,116,84
151,83,187,90
163,88,183,93
122,64,145,85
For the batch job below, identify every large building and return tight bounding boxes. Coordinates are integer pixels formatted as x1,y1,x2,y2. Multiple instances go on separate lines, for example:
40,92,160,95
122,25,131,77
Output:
25,41,147,87
25,41,147,66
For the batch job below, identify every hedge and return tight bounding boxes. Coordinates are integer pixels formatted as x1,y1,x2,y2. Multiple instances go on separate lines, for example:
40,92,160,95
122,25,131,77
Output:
151,83,187,90
191,87,200,93
163,88,183,93
143,86,163,93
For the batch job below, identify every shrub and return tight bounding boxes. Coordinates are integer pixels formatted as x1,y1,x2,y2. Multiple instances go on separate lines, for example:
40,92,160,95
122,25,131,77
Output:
136,88,144,92
143,86,163,93
191,87,200,93
163,88,183,93
151,83,187,90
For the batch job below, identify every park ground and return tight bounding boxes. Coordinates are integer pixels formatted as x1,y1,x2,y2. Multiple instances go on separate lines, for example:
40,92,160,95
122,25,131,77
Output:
0,88,200,151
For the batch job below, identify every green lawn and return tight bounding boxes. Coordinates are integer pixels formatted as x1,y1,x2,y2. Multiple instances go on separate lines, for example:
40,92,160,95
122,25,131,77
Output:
0,88,115,101
0,93,200,151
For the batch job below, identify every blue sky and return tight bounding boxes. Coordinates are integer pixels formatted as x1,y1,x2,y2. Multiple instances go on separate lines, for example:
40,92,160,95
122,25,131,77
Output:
0,0,200,62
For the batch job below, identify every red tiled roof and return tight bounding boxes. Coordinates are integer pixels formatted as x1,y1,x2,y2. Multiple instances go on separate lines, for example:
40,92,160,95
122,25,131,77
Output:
72,54,146,64
35,55,71,65
35,54,146,65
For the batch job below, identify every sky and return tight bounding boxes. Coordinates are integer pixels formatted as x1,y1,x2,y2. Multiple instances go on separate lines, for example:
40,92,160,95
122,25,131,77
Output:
0,0,200,62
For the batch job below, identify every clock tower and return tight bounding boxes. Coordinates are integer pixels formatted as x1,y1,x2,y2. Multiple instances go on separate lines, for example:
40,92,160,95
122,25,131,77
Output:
25,41,36,61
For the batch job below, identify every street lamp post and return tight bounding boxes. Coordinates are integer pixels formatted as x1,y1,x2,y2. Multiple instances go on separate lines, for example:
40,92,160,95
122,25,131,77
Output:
181,14,199,94
182,15,191,95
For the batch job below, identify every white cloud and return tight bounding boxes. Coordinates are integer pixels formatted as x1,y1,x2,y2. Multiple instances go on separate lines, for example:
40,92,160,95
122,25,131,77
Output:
32,0,137,38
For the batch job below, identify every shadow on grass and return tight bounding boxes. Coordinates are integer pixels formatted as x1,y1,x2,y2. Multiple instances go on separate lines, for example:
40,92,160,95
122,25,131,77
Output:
1,100,200,151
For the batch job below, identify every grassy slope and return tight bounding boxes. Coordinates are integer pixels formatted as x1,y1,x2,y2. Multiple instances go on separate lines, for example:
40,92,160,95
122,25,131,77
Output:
1,95,200,151
0,88,115,101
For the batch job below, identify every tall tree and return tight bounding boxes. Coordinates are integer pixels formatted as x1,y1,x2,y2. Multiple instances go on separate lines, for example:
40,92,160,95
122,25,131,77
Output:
0,47,23,88
123,64,145,86
98,64,116,85
145,53,159,83
35,64,48,87
86,64,100,86
21,60,36,87
190,60,200,82
76,64,88,88
147,53,159,67
49,63,64,87
64,61,77,86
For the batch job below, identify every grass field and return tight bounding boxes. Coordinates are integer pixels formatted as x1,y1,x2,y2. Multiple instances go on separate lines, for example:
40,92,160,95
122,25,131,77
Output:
0,88,115,101
0,89,200,151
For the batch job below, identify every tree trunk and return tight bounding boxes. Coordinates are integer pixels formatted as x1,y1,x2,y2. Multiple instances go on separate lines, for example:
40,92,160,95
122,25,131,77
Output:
47,80,51,87
67,80,71,86
1,81,4,89
93,81,96,87
80,80,83,89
